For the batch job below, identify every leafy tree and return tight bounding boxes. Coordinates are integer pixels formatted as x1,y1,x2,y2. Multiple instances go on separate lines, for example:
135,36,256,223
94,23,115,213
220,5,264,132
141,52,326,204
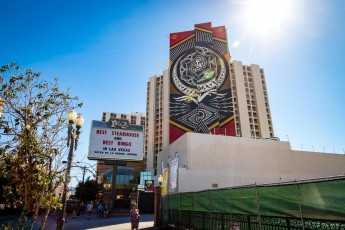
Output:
0,63,82,230
75,180,100,202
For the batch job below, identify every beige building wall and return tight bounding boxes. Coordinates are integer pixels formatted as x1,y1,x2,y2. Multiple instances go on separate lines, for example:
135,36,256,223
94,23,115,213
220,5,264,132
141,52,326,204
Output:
231,61,274,139
162,70,170,149
232,61,250,137
252,64,270,138
145,71,170,175
146,77,157,172
158,133,345,193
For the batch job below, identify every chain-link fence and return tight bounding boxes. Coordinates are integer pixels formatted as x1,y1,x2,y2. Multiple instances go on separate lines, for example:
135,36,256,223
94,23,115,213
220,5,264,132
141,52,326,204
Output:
161,176,345,229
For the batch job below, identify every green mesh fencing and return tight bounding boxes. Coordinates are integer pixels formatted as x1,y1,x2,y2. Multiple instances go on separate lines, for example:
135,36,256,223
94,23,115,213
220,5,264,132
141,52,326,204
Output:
162,177,345,223
194,191,210,212
296,179,345,220
179,193,192,211
210,189,230,213
229,187,258,215
258,184,301,217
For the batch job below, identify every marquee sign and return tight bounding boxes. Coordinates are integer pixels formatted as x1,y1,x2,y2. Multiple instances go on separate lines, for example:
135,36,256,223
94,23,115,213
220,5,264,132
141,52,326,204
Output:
169,22,236,144
88,119,143,161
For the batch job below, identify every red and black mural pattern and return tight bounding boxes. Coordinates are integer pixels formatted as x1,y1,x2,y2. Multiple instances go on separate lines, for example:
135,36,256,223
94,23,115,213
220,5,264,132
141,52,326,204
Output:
169,22,236,144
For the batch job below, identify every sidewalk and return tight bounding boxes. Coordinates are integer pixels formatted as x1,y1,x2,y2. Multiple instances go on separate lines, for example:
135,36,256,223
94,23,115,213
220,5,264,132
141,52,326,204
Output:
43,210,155,230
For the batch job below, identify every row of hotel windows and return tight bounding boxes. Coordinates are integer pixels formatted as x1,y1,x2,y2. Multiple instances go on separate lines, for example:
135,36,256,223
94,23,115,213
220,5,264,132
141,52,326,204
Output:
103,113,145,126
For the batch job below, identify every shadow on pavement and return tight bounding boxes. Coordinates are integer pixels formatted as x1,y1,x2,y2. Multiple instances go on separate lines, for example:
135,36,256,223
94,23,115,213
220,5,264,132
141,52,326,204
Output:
44,210,155,230
1,210,156,230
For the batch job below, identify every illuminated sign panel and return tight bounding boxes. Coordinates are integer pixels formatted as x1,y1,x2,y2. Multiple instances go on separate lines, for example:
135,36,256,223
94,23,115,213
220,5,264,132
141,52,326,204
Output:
88,119,143,161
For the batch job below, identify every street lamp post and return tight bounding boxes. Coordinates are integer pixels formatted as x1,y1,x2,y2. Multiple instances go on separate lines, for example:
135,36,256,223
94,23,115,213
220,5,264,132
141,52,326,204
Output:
56,109,84,230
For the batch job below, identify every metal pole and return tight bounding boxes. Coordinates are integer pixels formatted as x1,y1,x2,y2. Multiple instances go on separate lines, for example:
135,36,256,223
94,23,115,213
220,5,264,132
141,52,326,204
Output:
79,166,86,201
228,187,233,227
77,166,86,216
56,125,74,230
209,189,213,230
192,192,195,229
255,183,262,230
178,193,181,227
295,181,305,230
111,163,117,210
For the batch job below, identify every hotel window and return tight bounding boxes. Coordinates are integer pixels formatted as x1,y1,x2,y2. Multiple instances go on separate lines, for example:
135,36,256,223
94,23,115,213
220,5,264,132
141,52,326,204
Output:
131,116,136,124
236,129,241,136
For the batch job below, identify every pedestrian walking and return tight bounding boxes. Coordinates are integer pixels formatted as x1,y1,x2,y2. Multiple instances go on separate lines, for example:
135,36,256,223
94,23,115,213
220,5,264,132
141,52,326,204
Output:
97,203,103,217
86,201,93,219
103,202,110,218
130,202,140,230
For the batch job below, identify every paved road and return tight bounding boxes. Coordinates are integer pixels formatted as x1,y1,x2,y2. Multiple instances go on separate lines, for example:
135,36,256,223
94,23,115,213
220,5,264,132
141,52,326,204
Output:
1,210,155,230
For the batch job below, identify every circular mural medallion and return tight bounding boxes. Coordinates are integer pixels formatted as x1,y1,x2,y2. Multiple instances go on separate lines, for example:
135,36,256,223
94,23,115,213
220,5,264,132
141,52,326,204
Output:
172,46,227,95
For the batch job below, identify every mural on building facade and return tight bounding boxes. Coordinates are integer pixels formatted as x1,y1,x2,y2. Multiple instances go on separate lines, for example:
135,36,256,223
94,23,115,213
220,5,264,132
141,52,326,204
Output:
169,22,236,144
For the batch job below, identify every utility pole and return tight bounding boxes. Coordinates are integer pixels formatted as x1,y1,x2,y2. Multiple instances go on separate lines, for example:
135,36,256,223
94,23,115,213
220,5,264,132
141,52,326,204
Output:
81,166,86,197
77,166,86,216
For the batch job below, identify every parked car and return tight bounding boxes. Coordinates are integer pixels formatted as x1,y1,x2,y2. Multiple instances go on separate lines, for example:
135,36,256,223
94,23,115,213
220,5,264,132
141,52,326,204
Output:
66,200,79,213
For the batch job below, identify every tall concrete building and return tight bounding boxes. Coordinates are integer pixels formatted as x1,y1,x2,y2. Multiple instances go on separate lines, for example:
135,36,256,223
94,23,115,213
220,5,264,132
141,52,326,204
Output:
145,62,274,175
230,61,274,139
145,70,170,175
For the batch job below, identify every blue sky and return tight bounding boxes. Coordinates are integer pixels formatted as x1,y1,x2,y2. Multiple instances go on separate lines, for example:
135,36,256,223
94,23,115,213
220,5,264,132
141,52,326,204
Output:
1,0,345,184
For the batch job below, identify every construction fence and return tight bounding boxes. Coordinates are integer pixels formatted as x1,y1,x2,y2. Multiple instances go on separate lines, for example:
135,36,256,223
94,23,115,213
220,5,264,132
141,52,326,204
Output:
161,176,345,229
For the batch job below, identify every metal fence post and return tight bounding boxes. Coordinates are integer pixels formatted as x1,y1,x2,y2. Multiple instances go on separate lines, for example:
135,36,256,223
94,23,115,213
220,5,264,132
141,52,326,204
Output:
192,192,195,229
178,193,181,227
295,180,305,230
228,187,233,229
255,183,262,230
209,189,213,230
286,217,291,230
167,195,170,226
189,210,191,229
247,215,251,230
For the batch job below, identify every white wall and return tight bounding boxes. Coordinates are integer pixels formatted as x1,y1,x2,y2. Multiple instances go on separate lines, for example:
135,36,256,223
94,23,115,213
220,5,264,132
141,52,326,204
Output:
158,133,345,193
